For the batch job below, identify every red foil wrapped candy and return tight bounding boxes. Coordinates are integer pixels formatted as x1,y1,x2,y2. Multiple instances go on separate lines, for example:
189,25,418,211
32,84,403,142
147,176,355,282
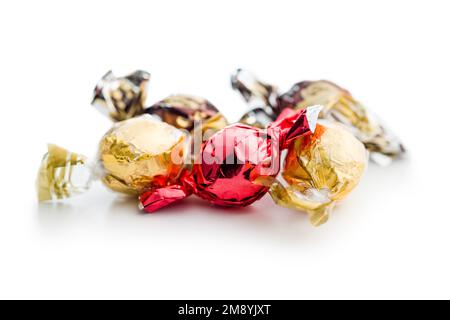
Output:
139,106,321,212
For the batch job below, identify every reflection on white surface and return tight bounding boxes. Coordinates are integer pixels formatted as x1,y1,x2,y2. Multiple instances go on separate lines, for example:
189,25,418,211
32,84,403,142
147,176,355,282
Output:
34,158,414,244
36,183,315,244
24,157,424,299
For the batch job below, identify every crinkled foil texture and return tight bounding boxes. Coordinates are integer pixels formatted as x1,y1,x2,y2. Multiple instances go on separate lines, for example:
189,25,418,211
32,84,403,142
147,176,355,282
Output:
231,68,279,111
270,123,367,226
191,124,273,207
232,70,404,164
92,70,228,137
140,107,319,212
239,107,277,129
37,144,91,201
92,70,150,121
191,107,319,207
146,94,228,135
277,80,404,161
98,115,188,195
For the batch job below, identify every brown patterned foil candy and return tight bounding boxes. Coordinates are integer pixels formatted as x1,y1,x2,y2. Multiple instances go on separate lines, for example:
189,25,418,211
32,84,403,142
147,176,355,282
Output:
232,69,405,165
277,80,405,164
92,70,228,138
145,94,228,137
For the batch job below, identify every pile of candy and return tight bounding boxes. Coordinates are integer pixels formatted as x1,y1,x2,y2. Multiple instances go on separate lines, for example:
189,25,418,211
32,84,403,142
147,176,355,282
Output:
37,69,404,226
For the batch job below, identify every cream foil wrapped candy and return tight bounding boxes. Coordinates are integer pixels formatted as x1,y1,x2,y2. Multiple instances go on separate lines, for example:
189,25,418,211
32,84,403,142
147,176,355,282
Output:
36,115,189,201
270,120,368,226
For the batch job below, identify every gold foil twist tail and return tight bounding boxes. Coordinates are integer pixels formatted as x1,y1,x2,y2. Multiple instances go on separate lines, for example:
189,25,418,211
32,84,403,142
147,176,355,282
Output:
92,70,150,121
37,144,91,201
231,69,279,109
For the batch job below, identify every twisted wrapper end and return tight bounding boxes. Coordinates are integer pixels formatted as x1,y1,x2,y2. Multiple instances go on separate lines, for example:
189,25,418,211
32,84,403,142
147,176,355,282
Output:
139,185,191,213
92,70,151,121
139,170,195,213
36,144,93,202
231,69,279,110
269,180,332,227
268,105,322,150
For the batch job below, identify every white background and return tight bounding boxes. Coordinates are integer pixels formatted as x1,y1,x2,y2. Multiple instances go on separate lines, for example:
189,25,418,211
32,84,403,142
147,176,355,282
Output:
0,0,449,299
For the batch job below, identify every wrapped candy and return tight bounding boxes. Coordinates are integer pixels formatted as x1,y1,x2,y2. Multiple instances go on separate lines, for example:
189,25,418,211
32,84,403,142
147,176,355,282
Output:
145,95,228,136
98,115,188,195
269,111,368,226
92,70,228,136
37,115,189,201
92,70,150,121
231,69,405,165
139,106,321,212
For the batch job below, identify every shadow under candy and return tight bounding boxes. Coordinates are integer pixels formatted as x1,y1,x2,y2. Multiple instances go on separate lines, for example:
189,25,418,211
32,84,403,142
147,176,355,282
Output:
34,157,413,244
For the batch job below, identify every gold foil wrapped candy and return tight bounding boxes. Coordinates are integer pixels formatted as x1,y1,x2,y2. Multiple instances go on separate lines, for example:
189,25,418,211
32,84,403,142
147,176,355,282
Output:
231,69,405,165
270,121,367,226
37,115,189,201
99,114,188,195
92,70,150,121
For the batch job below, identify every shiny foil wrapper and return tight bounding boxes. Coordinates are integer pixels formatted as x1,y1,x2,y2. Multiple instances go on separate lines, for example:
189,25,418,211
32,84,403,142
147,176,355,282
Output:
231,68,279,112
98,115,189,195
270,121,367,226
140,106,321,212
190,125,276,207
37,115,189,201
92,70,150,121
232,69,405,165
92,70,228,138
238,107,277,129
36,144,92,201
145,94,228,136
